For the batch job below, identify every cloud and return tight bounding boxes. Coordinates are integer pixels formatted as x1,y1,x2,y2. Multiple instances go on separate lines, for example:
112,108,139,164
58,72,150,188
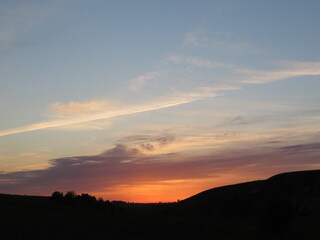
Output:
121,134,175,153
279,142,320,154
153,134,175,146
277,60,320,72
0,98,201,137
128,72,160,91
54,121,112,131
183,32,257,54
167,55,233,69
1,140,319,201
121,135,153,142
1,28,318,138
50,101,107,115
168,53,320,85
229,116,249,125
140,143,154,151
0,144,206,195
168,54,320,87
121,134,175,144
47,100,115,131
183,32,203,47
237,61,320,84
0,148,52,172
226,116,265,126
2,79,233,137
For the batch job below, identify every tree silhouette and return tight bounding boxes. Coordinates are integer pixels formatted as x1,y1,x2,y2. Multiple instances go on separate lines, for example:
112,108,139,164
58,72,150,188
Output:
76,193,97,207
64,191,77,205
51,191,63,202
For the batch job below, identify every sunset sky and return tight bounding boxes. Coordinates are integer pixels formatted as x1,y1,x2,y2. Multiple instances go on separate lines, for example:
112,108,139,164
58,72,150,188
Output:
1,0,320,202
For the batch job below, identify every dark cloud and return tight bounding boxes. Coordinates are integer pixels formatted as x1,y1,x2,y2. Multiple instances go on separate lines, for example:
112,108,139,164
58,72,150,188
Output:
153,134,175,146
0,144,221,196
140,143,154,151
0,140,319,199
265,141,283,144
120,134,175,151
229,116,249,125
226,116,265,126
121,135,152,142
279,142,320,153
100,144,140,157
121,134,175,144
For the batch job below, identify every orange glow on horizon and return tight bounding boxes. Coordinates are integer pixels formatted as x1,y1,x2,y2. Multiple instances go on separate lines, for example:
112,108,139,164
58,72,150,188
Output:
92,173,261,203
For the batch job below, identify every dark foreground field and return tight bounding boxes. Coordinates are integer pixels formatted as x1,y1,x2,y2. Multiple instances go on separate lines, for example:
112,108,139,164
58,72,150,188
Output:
1,170,320,240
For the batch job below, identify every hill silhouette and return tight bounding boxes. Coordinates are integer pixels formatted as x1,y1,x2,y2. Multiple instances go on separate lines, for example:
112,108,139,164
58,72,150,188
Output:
1,169,320,240
182,169,320,216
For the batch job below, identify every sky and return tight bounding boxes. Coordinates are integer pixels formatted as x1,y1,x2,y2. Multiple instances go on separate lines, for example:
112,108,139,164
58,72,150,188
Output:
0,0,320,202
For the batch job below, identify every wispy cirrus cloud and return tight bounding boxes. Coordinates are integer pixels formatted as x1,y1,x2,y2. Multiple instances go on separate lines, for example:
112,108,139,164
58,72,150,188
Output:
2,60,242,137
167,55,233,69
1,22,319,139
120,134,176,153
183,32,258,54
51,101,107,114
2,56,319,137
279,142,320,154
237,64,320,84
176,32,320,86
0,95,207,137
167,54,320,85
128,71,160,91
277,60,320,71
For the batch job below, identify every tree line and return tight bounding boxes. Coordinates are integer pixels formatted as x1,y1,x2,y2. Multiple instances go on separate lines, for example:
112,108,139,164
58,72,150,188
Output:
51,191,127,211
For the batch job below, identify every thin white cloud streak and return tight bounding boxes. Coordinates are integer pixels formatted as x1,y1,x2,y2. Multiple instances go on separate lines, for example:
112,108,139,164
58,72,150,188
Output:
183,32,258,53
237,67,320,84
1,66,239,137
0,98,202,137
2,50,318,137
129,71,160,91
168,54,320,84
51,100,107,114
168,55,233,69
277,60,320,71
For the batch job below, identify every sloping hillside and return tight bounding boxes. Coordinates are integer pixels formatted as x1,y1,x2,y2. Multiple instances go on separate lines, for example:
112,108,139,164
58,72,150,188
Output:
181,169,320,216
1,169,320,240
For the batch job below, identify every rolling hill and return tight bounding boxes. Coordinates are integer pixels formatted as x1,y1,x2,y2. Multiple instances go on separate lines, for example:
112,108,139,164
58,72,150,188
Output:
1,169,320,240
181,169,320,216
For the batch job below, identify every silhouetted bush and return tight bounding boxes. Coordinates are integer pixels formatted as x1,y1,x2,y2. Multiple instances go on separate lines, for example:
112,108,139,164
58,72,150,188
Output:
96,197,105,210
64,191,77,205
51,191,64,201
50,191,113,210
76,193,97,207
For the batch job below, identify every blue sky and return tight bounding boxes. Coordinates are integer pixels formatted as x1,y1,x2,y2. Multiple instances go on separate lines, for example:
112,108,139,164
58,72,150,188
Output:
0,0,320,202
